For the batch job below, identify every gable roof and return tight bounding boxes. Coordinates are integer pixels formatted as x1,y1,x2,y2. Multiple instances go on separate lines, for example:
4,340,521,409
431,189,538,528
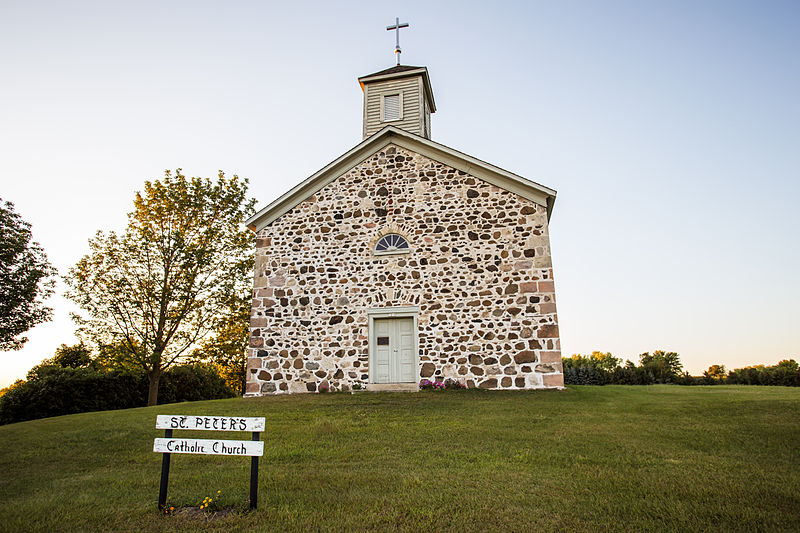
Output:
360,65,424,77
358,65,436,113
245,126,557,232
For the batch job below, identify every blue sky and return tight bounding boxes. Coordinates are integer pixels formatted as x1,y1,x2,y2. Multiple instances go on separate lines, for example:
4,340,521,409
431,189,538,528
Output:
1,0,798,386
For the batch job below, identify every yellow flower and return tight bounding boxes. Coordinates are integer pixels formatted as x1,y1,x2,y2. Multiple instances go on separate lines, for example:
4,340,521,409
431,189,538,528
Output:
217,490,221,494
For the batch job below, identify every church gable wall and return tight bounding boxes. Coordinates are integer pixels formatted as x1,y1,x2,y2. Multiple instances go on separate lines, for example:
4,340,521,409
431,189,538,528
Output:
246,144,562,395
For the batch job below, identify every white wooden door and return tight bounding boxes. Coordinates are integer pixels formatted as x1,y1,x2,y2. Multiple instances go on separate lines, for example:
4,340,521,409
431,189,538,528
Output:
372,317,416,383
373,318,393,383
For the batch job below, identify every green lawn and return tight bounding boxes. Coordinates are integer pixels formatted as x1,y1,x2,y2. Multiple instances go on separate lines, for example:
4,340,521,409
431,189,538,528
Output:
1,386,798,532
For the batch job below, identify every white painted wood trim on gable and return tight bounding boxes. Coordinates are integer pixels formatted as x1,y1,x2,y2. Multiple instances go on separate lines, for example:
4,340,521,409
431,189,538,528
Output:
418,78,425,137
244,126,557,232
362,83,370,140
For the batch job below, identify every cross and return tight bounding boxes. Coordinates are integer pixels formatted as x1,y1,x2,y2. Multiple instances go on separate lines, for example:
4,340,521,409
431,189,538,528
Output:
386,17,409,66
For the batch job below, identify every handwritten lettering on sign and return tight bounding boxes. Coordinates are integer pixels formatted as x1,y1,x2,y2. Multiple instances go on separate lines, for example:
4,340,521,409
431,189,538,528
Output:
153,438,264,456
155,415,265,432
153,414,265,510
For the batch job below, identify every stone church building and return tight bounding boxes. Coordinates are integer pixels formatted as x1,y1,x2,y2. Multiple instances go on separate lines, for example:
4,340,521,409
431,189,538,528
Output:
244,64,563,395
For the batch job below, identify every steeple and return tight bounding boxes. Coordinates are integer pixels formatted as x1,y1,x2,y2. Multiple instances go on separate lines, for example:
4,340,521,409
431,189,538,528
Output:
358,65,436,140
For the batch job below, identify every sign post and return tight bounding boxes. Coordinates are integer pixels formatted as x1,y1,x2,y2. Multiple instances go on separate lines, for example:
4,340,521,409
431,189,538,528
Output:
153,415,265,511
250,430,260,510
157,428,173,511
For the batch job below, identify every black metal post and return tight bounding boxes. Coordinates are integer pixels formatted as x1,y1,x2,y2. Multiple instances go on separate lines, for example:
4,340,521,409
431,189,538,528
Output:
250,431,260,510
158,429,172,510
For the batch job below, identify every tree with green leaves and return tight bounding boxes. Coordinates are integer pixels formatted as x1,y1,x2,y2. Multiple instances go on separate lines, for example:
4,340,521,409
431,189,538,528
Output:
26,342,93,381
703,364,727,383
0,199,56,351
51,342,93,368
639,350,683,383
191,288,251,394
588,351,621,371
64,170,255,405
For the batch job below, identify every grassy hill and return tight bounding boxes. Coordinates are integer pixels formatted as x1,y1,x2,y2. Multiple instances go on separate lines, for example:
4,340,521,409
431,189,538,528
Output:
1,386,798,532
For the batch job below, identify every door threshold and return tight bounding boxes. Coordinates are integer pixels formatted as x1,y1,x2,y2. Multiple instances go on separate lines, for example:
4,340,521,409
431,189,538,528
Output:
368,383,418,392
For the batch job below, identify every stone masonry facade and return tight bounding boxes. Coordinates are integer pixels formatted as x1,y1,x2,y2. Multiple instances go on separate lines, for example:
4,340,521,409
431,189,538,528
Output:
246,144,563,395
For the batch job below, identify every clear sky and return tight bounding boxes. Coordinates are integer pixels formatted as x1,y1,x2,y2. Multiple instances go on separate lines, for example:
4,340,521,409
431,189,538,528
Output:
1,0,798,386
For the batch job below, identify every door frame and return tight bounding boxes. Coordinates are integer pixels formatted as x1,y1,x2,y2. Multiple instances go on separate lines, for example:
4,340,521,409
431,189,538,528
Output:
367,306,419,384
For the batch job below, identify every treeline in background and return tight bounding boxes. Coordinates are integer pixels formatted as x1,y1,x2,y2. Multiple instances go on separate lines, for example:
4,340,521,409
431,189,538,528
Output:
3,345,798,425
563,351,800,387
0,342,237,425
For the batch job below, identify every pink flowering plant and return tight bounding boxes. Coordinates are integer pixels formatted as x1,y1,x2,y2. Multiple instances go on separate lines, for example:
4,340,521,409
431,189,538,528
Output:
419,378,467,391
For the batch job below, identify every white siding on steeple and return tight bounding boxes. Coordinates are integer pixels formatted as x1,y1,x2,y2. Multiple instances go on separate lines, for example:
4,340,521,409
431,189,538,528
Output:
363,77,421,138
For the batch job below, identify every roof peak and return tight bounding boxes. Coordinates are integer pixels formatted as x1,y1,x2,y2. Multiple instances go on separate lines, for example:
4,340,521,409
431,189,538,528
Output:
245,125,556,232
358,65,427,80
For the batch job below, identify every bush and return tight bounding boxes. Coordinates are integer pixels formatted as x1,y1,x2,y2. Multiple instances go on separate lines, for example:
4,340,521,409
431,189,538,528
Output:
563,350,686,385
563,365,609,385
638,351,683,384
158,364,235,404
563,352,800,387
674,372,702,386
726,360,800,387
0,364,235,425
0,367,144,425
419,379,467,390
562,353,615,385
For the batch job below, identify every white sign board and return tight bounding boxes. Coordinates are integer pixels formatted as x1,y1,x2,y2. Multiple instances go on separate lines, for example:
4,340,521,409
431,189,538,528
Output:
153,437,264,456
155,415,265,432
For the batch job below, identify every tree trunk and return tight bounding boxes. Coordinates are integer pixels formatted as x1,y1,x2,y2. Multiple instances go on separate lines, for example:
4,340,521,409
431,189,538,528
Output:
147,369,161,406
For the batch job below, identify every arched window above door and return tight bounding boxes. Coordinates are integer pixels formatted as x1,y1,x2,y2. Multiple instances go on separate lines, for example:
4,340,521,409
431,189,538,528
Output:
374,234,410,255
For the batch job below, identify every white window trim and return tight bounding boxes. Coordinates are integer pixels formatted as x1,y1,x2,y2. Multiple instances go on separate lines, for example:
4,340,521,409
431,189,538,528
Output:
380,92,404,122
374,248,411,257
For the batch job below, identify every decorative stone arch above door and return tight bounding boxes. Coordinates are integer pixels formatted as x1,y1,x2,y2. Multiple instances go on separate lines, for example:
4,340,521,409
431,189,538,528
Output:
369,223,414,257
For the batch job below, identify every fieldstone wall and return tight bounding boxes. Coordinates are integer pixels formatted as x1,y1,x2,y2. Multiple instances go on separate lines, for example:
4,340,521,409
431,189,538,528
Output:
246,144,562,395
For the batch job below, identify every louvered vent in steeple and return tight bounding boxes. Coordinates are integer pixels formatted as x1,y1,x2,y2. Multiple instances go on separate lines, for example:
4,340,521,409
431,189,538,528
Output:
358,65,436,139
383,94,401,121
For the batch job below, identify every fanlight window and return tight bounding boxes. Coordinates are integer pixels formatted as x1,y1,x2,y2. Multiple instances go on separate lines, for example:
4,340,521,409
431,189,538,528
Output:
375,234,409,254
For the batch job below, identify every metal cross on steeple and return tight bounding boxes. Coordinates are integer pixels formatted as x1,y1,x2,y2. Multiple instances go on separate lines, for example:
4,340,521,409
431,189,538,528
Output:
386,17,409,66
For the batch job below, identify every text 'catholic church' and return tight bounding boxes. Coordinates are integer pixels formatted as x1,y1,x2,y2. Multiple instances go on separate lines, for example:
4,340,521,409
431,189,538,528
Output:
244,34,563,395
